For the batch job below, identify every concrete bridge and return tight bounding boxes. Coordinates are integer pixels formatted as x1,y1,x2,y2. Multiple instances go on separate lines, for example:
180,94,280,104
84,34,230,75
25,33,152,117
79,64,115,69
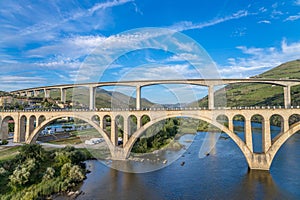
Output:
9,78,300,110
2,78,300,171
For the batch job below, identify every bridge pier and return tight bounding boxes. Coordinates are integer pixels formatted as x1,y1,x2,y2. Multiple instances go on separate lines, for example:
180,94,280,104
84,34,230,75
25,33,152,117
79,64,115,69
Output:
33,90,40,97
111,118,118,146
284,85,291,108
245,119,253,152
123,117,129,145
208,85,214,109
136,86,141,110
110,147,128,160
248,153,272,171
44,89,50,98
262,118,271,153
61,88,67,103
89,86,96,110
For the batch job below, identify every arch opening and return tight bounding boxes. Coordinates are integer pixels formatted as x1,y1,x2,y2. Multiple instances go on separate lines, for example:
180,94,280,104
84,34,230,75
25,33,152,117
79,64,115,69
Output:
103,115,111,138
29,115,112,160
141,115,151,126
125,114,251,169
251,114,264,153
233,114,246,142
289,114,300,127
1,116,14,141
270,114,284,141
38,115,46,126
92,115,100,125
115,115,124,147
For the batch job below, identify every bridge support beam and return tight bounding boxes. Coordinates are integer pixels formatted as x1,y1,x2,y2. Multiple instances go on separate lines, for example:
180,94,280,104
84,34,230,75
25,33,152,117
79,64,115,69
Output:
262,119,271,153
136,86,141,110
284,85,291,108
281,119,289,133
25,118,31,141
13,118,20,143
33,90,40,97
26,91,32,97
245,119,253,152
111,118,118,146
123,117,129,145
61,88,67,103
44,89,50,98
208,85,214,110
228,118,234,132
89,87,96,110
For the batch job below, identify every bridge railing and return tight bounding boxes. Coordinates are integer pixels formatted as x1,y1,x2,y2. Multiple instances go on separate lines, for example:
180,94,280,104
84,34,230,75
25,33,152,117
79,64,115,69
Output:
1,105,300,112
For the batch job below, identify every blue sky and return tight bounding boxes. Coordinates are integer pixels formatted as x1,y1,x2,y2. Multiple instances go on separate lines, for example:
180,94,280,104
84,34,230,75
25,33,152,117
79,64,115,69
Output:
1,0,300,104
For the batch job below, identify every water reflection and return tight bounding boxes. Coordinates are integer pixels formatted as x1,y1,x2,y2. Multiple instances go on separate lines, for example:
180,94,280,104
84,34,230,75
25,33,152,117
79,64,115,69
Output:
231,170,291,199
77,131,300,200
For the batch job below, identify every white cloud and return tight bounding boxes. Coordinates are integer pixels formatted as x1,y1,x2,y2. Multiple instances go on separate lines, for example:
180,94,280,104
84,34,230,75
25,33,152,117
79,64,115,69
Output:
285,13,300,21
218,39,300,78
170,10,249,32
258,20,271,24
295,0,300,5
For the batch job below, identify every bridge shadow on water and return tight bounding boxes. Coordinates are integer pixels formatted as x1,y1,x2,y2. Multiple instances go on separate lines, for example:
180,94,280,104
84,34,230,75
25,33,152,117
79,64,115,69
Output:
230,170,292,200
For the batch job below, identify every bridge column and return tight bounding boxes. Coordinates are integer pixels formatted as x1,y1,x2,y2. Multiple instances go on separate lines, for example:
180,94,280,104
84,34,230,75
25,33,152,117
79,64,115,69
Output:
25,118,31,141
283,85,291,108
262,118,271,153
110,118,118,146
33,90,40,97
0,121,9,140
19,116,26,142
228,117,234,132
245,119,253,152
208,85,214,110
26,91,32,97
136,86,141,110
123,117,129,145
137,116,141,129
281,118,289,133
13,117,20,143
89,86,96,110
60,88,67,103
44,89,50,98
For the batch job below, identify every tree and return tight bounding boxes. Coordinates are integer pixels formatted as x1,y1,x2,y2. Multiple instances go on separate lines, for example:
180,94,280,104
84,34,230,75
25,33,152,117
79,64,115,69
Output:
9,158,37,190
42,167,55,181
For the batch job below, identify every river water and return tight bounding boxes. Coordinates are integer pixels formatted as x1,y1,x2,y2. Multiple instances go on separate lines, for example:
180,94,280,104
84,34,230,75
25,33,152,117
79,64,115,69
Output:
77,124,300,200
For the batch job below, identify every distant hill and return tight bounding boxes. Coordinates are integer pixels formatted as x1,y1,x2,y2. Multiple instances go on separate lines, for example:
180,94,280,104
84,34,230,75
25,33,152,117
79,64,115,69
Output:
194,59,300,107
47,87,154,108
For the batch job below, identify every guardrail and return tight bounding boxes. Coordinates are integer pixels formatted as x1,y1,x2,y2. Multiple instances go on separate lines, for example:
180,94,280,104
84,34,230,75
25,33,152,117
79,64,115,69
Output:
1,105,300,112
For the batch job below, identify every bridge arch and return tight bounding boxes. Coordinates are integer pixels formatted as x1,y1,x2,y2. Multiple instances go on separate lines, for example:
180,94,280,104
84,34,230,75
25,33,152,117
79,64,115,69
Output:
0,115,14,140
268,121,300,165
38,115,46,126
26,114,115,154
20,115,27,142
123,113,253,166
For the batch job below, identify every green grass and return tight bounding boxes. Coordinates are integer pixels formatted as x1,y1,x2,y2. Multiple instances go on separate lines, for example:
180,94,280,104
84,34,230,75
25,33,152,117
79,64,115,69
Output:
195,60,300,107
0,146,21,162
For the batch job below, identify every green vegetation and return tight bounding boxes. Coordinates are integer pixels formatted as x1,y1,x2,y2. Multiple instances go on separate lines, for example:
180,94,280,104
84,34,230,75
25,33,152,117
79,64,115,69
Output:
195,60,300,108
132,118,179,153
0,144,91,200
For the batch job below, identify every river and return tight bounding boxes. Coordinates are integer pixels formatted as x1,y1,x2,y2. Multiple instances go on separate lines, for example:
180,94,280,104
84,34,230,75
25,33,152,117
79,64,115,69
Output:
76,123,300,200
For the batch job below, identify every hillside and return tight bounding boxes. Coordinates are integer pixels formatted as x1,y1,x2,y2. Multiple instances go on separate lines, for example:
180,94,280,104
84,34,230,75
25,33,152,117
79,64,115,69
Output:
196,59,300,107
46,87,154,108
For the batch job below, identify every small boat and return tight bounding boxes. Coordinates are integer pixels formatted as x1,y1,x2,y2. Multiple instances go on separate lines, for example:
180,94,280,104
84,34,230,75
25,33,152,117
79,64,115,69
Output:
181,161,185,166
